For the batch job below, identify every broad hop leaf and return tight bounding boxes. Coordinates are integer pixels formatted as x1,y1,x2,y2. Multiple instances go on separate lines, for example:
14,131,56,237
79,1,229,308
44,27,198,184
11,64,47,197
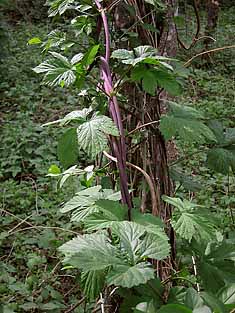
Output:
33,52,75,87
77,113,119,157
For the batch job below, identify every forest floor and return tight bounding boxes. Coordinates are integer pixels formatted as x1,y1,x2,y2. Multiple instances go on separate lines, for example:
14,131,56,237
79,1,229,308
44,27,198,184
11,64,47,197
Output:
1,6,235,313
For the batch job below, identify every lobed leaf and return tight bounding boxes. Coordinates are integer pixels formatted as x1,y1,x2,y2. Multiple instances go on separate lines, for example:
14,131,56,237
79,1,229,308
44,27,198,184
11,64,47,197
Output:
46,0,76,16
33,52,75,87
107,263,155,288
59,232,122,270
77,114,119,157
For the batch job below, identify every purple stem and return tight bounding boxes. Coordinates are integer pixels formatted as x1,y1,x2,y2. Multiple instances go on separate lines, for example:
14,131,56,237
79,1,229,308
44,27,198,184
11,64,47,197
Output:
101,57,126,162
94,0,132,213
94,0,110,61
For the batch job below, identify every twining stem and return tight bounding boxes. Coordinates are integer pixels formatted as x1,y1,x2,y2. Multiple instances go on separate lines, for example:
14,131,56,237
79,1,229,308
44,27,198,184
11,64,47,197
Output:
103,151,159,216
94,0,132,215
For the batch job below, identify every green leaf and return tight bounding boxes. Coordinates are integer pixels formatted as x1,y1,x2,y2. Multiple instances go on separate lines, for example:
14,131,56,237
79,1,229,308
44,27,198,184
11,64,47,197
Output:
171,212,214,242
57,128,78,169
163,196,215,242
112,45,167,66
193,306,211,313
218,284,235,304
168,102,204,119
111,221,145,264
77,114,119,157
95,199,126,221
76,4,92,12
107,263,155,288
207,120,225,144
132,209,164,229
71,53,84,65
201,292,226,313
136,301,156,313
47,165,84,188
134,45,158,56
168,286,187,305
82,44,100,67
225,128,235,145
153,70,182,96
198,261,226,294
158,304,192,313
19,303,38,311
160,116,216,143
206,148,235,174
81,270,105,301
142,70,158,95
196,241,235,294
111,221,170,262
131,65,146,81
48,164,61,174
83,200,127,231
60,186,123,222
42,29,66,51
169,167,202,192
71,15,93,36
1,305,16,313
206,241,235,261
185,288,204,310
40,302,66,310
135,278,164,302
139,233,170,260
143,23,159,33
111,49,134,60
131,66,158,95
46,0,75,16
33,52,75,87
60,185,101,220
160,102,216,143
162,195,192,211
59,232,121,270
28,37,41,45
42,107,92,126
132,65,181,96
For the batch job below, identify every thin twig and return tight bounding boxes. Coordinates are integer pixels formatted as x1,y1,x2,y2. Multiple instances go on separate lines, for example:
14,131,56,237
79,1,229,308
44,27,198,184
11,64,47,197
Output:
64,296,86,313
103,151,159,216
38,261,61,287
184,45,235,67
1,209,79,236
176,0,201,50
192,255,200,292
117,9,157,41
92,305,113,313
127,120,159,136
9,226,79,236
8,214,33,233
100,293,105,313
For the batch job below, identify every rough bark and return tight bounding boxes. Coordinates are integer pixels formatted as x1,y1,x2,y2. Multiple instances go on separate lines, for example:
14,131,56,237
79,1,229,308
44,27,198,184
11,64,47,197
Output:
159,0,178,56
114,0,178,285
204,0,220,48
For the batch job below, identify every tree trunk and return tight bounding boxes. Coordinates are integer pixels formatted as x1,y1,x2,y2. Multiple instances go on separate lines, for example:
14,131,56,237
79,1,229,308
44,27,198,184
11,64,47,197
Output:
114,0,178,285
204,0,220,49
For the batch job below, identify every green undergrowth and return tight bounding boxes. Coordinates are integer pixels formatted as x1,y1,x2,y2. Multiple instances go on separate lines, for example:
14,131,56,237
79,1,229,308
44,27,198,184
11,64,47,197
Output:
0,23,86,312
175,6,235,236
1,6,235,313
